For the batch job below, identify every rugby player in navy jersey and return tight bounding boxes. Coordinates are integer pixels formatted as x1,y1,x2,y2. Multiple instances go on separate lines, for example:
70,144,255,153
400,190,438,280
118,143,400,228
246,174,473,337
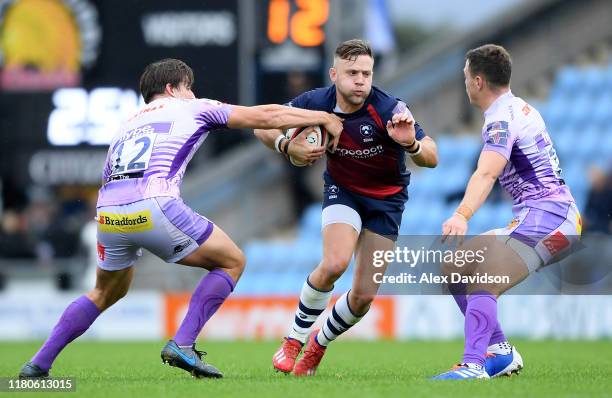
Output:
255,39,438,376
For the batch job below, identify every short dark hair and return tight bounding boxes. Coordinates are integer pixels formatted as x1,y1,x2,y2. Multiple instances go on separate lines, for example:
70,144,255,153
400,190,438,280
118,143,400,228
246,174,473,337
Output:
335,39,373,62
466,44,512,88
139,58,194,104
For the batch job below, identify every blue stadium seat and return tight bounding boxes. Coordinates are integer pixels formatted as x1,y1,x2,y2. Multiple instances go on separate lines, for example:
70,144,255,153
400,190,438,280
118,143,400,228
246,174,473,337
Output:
582,67,606,95
334,271,353,292
412,166,446,196
438,166,471,196
491,202,514,227
400,200,427,234
543,94,572,129
450,135,481,164
286,272,309,293
420,207,446,235
552,67,582,96
574,127,599,161
243,242,269,272
572,190,588,214
528,99,545,114
604,63,612,90
273,244,299,271
291,239,322,270
468,204,497,234
562,160,589,198
297,203,322,240
234,273,271,295
272,272,307,294
399,217,422,235
591,93,612,124
553,130,574,161
402,198,445,235
569,93,594,127
435,135,456,162
245,241,299,272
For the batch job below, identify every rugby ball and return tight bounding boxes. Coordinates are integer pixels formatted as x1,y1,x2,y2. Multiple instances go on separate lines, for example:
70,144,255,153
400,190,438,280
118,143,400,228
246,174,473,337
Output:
284,125,329,167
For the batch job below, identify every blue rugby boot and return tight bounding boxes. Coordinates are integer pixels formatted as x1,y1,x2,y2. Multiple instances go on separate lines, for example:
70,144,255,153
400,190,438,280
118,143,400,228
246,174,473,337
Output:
161,340,223,379
485,343,524,377
432,363,490,380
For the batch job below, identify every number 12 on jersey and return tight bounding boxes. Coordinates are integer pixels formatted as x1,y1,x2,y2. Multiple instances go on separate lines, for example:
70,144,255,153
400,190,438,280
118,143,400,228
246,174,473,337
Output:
111,135,157,176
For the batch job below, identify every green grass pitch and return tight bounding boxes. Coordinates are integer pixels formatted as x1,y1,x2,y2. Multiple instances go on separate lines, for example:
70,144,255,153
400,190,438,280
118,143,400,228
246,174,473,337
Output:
1,340,610,397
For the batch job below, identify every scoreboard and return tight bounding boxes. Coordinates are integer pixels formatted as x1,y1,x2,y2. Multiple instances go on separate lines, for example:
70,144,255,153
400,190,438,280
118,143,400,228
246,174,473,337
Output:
0,0,336,189
255,0,332,104
266,0,329,47
0,0,239,187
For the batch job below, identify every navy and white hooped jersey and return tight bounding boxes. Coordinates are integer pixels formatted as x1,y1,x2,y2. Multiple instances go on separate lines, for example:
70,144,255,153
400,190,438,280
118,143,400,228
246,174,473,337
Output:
288,85,426,199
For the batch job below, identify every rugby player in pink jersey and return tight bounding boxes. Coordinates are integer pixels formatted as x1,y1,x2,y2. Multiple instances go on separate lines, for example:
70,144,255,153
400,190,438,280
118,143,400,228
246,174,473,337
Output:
19,58,343,379
433,45,581,380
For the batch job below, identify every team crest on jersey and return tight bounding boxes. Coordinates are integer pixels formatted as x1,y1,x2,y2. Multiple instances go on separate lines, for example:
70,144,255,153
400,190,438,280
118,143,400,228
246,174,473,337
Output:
328,184,339,199
485,121,509,147
360,124,375,142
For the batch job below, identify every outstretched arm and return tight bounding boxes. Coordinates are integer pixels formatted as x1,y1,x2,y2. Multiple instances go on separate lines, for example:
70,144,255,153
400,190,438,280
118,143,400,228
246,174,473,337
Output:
442,150,508,239
228,105,343,151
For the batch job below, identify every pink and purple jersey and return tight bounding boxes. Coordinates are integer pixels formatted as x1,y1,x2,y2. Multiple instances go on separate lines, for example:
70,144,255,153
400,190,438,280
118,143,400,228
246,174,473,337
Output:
481,91,574,213
97,97,233,207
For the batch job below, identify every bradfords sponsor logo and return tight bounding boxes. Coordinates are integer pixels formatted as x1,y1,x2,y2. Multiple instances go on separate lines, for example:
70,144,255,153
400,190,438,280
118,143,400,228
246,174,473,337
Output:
98,210,153,233
336,145,383,159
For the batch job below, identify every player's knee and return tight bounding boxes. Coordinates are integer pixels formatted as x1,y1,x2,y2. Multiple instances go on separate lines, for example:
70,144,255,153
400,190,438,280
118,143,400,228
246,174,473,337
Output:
320,254,351,282
220,247,246,280
234,249,246,275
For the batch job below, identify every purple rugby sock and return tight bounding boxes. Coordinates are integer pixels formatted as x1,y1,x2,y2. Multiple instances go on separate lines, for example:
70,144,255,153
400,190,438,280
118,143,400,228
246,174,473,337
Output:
174,268,235,346
462,292,498,366
449,282,506,346
31,295,101,371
